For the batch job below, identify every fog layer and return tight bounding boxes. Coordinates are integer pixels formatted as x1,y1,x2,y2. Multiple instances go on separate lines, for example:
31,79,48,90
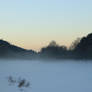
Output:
0,60,92,92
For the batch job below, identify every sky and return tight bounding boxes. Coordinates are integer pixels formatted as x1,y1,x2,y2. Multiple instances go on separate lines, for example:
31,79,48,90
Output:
0,0,92,51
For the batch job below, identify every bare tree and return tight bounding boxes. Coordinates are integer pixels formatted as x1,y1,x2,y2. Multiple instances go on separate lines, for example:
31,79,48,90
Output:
69,38,81,50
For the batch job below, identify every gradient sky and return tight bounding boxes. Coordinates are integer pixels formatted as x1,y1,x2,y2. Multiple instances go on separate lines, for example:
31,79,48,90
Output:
0,0,92,51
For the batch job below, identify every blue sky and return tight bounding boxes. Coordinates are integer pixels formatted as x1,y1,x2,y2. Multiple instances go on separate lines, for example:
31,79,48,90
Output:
0,0,92,50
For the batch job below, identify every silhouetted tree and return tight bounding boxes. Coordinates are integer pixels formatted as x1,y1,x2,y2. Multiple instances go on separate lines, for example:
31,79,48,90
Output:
39,41,68,59
48,40,58,47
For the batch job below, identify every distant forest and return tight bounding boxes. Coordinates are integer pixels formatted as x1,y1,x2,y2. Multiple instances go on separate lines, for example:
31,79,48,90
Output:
0,33,92,60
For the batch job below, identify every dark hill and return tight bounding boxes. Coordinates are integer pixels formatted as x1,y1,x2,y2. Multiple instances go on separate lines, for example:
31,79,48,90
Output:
0,40,37,59
74,33,92,59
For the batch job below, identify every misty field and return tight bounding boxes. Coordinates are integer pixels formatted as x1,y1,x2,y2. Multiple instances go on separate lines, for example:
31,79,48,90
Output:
0,60,92,92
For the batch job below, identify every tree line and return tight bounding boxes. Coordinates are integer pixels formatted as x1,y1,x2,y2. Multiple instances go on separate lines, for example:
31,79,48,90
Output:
0,33,92,60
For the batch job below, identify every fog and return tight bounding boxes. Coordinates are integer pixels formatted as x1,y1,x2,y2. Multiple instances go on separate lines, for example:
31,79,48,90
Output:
0,60,92,92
